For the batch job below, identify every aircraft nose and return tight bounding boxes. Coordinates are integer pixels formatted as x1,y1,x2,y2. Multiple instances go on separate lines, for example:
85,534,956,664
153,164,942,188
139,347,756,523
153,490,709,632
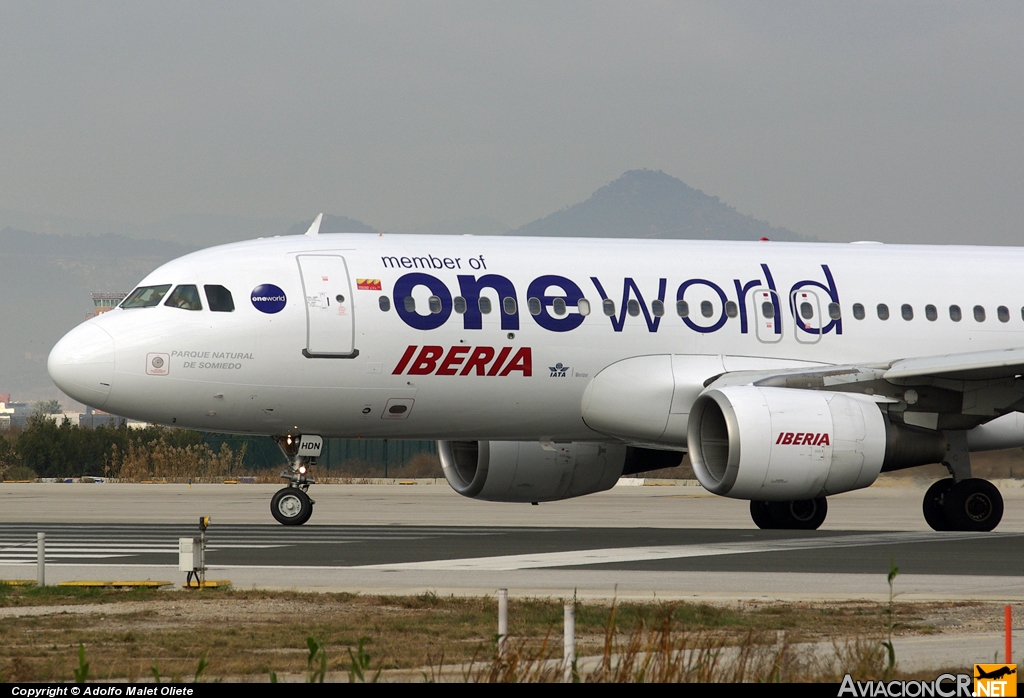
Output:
48,323,115,409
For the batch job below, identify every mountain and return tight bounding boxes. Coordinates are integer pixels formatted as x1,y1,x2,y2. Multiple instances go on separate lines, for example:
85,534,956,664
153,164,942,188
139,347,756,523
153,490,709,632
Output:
286,214,377,236
513,170,810,241
419,217,511,236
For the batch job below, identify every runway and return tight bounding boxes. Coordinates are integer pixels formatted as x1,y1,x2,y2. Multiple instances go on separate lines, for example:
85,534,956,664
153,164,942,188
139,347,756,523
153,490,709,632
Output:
1,480,1022,600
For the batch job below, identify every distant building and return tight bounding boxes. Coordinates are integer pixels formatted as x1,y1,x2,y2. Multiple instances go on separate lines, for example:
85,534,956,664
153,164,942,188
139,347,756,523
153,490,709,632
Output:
89,291,128,320
0,401,30,429
80,407,125,429
0,400,13,430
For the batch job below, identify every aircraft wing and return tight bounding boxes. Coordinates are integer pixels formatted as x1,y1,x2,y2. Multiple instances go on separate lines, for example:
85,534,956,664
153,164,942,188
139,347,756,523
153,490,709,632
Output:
705,347,1024,432
883,347,1024,381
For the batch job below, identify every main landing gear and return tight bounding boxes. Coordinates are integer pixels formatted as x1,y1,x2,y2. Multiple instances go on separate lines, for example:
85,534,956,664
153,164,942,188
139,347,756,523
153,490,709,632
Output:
271,435,320,526
750,497,828,530
922,478,1003,532
922,431,1003,532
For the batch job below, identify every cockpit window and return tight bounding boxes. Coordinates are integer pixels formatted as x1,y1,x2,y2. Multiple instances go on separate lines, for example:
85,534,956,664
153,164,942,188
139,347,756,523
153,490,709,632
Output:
204,285,235,312
121,284,172,308
164,285,203,311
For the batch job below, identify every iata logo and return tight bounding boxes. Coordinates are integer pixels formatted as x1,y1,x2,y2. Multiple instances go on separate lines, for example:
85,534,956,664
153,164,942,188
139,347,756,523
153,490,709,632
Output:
250,284,287,314
393,345,532,376
776,432,830,446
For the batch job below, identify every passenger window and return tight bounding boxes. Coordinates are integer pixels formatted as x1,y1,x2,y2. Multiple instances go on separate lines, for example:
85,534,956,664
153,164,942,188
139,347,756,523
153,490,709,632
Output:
627,299,640,317
478,297,492,314
700,300,714,318
652,299,665,317
800,302,814,320
121,284,172,308
577,299,590,316
925,304,937,321
528,297,542,316
603,299,616,316
164,285,203,311
852,303,865,320
378,296,391,312
877,304,889,321
404,296,416,313
828,302,841,320
552,298,567,316
428,296,442,314
453,296,467,314
204,285,234,312
762,301,775,319
950,305,962,322
502,297,517,315
974,305,986,322
725,301,738,318
998,306,1009,323
677,300,689,318
901,304,913,321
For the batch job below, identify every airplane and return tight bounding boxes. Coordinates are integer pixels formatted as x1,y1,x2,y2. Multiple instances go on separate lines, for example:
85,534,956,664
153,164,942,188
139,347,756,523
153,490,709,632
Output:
975,666,1017,681
47,214,1024,529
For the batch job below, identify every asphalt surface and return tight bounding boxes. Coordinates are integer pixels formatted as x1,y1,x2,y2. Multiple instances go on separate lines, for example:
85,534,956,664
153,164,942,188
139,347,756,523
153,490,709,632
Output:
0,481,1022,600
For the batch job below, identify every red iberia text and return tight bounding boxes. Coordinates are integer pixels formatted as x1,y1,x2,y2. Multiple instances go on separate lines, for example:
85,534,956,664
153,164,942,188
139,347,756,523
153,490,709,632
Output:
775,432,831,446
392,345,532,377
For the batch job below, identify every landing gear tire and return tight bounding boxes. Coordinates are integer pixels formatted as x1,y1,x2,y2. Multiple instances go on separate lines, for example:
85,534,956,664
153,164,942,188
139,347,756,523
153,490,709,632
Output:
750,501,776,529
944,478,1003,532
922,478,954,531
271,487,313,526
750,498,827,530
767,498,828,530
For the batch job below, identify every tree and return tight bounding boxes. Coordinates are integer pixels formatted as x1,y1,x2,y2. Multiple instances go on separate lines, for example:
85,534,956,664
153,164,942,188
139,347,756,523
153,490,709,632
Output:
31,399,61,417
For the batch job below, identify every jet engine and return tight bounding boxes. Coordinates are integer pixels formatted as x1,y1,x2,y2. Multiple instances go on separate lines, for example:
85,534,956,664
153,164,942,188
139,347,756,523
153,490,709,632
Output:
687,386,946,501
438,440,681,502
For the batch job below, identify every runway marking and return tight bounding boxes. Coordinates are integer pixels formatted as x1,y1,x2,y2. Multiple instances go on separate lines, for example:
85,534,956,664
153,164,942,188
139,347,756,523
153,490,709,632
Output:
0,524,570,563
354,531,1014,571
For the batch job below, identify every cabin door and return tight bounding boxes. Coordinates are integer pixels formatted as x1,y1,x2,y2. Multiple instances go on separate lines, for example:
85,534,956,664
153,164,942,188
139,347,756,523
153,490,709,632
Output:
297,255,357,358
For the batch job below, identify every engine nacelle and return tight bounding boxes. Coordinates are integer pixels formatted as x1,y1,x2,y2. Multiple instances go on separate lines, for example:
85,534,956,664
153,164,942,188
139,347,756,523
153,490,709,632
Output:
438,440,631,502
687,386,945,501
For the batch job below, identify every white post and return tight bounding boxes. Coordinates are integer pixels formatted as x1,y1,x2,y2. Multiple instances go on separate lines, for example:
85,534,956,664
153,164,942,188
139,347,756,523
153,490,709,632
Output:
36,532,45,586
497,588,508,657
564,602,575,682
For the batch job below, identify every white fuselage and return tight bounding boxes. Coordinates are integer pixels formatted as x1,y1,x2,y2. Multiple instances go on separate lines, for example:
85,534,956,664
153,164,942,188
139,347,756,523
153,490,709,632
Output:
47,234,1024,443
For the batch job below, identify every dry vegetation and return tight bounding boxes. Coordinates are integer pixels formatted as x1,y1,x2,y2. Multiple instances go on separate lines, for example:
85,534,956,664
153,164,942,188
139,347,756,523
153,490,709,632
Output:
0,585,1003,682
105,439,247,482
99,439,443,484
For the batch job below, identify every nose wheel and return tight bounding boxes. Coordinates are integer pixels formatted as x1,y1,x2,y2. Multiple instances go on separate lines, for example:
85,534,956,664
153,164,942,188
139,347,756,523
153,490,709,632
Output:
271,487,314,526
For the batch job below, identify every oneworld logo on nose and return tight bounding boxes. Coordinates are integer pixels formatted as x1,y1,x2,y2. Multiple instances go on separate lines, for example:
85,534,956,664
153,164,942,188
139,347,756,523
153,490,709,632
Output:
251,284,287,314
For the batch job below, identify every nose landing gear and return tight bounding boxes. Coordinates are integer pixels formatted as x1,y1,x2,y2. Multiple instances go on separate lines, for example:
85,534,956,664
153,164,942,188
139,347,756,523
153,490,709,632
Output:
271,435,321,526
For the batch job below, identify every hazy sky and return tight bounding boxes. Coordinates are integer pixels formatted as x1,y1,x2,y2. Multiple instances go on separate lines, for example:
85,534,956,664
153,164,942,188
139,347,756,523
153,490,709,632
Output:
2,2,1023,244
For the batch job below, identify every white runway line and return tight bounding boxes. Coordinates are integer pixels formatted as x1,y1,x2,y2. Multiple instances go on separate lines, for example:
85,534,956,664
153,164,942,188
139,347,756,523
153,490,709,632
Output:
355,531,1014,571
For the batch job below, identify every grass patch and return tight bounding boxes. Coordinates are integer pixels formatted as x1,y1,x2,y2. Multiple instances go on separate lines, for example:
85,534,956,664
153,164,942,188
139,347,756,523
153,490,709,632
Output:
0,586,992,682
